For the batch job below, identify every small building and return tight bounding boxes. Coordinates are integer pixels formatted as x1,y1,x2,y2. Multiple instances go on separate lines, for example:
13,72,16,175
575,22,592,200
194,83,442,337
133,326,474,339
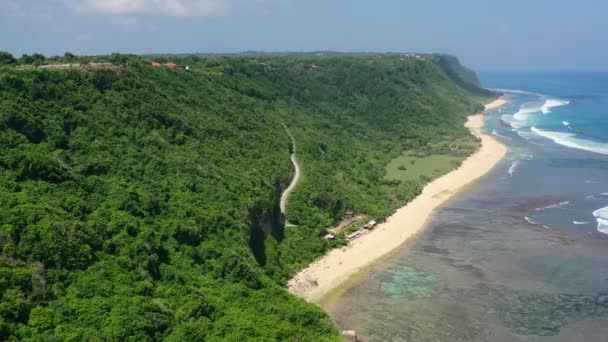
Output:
164,62,178,68
342,210,354,220
151,61,161,67
310,64,319,70
323,234,335,241
346,231,362,241
363,220,377,230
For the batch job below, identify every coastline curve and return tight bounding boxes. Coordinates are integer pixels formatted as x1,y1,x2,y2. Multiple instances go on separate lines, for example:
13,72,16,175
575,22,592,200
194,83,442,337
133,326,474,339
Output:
287,97,508,303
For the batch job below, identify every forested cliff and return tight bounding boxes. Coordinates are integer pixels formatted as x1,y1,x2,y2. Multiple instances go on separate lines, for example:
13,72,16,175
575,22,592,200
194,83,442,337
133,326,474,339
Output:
0,53,493,341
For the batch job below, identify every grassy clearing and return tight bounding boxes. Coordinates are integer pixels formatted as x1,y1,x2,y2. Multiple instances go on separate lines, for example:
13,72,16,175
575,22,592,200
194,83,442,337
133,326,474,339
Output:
384,136,479,183
385,153,462,182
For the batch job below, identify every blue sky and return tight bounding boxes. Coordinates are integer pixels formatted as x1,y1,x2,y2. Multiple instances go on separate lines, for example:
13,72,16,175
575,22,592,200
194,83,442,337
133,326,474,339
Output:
1,0,607,70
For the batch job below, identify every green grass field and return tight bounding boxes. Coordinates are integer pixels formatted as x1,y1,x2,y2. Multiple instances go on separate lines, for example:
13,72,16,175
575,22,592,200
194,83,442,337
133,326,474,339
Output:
384,137,479,183
385,153,462,182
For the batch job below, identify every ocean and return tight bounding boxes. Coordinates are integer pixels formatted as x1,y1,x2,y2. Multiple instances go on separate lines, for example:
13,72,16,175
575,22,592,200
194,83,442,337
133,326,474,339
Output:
328,72,608,341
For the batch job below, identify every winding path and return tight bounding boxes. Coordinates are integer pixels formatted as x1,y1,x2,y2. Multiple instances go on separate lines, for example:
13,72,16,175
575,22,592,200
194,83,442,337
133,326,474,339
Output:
279,123,300,225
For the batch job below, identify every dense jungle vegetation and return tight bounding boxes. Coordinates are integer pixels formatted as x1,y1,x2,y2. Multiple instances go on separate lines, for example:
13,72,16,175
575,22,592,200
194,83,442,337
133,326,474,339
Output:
0,51,494,341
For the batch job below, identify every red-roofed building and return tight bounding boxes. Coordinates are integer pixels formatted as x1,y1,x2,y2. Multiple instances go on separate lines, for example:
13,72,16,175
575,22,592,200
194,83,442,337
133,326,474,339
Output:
310,64,319,70
164,62,177,68
151,61,161,67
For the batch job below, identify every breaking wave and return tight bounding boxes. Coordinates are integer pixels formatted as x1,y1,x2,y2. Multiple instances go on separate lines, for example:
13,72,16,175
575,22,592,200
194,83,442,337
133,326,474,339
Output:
535,201,570,211
541,99,570,114
508,160,519,177
530,127,608,155
513,102,543,121
488,88,542,96
500,93,570,129
492,129,512,140
524,217,538,225
593,206,608,235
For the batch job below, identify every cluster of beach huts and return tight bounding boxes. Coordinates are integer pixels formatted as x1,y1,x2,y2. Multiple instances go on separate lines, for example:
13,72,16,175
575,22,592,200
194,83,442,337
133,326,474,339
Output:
324,211,377,243
345,220,377,241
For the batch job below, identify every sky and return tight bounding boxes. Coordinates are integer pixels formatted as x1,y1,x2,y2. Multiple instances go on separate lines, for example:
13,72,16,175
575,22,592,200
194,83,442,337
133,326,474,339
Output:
1,0,607,71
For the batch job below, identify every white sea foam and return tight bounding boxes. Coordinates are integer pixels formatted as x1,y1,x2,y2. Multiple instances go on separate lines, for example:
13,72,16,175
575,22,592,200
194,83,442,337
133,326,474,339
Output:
508,98,569,128
573,221,590,225
508,160,519,177
601,193,608,196
541,99,570,114
524,217,538,225
488,88,543,96
586,195,600,200
512,99,568,121
513,102,543,121
492,129,512,140
530,127,608,155
501,114,522,129
535,201,571,211
593,206,608,235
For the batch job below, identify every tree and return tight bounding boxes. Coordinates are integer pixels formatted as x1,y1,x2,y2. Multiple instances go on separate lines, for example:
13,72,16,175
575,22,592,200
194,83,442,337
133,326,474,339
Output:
64,52,76,62
31,53,46,67
0,51,15,65
19,54,34,65
0,53,490,341
109,53,128,66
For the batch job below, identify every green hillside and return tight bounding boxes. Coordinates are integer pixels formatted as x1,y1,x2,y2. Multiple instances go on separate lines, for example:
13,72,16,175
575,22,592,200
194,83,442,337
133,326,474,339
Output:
0,53,493,341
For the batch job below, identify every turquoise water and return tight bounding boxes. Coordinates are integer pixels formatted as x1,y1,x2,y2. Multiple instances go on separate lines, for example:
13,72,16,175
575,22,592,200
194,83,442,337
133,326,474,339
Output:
483,71,608,235
329,72,608,341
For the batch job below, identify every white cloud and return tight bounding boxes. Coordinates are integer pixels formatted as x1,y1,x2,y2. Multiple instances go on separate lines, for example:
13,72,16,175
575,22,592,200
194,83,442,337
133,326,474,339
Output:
0,0,52,21
69,0,229,17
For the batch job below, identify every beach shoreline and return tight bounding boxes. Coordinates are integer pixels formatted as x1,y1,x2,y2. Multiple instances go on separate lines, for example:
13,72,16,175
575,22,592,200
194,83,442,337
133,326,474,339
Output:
287,97,508,303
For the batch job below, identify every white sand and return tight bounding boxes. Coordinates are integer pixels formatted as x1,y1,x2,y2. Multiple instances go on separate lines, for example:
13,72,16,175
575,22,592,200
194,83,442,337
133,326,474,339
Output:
287,97,508,302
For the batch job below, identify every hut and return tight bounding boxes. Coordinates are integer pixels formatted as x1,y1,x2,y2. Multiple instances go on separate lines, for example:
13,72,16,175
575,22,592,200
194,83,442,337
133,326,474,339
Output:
346,231,362,241
151,61,161,67
363,220,377,230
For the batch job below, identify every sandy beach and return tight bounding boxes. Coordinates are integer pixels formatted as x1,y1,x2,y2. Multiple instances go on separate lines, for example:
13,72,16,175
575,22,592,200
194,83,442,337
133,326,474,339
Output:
287,97,508,303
